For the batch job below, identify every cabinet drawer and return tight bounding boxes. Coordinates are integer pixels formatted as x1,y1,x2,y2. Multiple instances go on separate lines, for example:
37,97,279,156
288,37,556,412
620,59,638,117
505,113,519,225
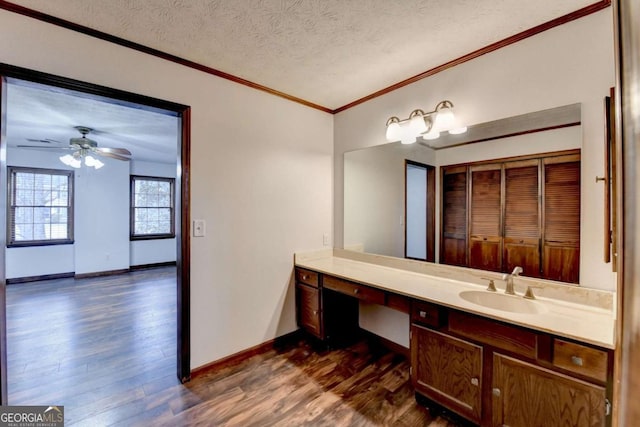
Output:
323,275,385,305
552,339,608,382
411,300,445,328
295,268,319,288
448,311,538,359
387,293,410,314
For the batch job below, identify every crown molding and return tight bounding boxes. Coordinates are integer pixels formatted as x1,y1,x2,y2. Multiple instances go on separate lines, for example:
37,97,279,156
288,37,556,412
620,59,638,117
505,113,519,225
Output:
0,1,611,115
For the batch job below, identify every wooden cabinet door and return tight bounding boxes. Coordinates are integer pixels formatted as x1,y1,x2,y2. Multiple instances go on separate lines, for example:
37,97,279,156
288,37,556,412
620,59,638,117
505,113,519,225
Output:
296,283,322,339
543,155,581,283
504,160,541,277
411,324,482,424
441,166,468,266
469,165,502,272
492,353,606,427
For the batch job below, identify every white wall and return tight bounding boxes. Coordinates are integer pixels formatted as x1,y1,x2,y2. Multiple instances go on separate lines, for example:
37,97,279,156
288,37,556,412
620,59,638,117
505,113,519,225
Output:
74,157,130,275
334,9,616,346
0,10,334,369
5,150,179,278
130,160,177,266
344,142,434,257
6,148,132,277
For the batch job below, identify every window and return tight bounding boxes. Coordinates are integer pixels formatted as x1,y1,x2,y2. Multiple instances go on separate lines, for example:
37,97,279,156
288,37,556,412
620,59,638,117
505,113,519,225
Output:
130,175,175,240
8,167,74,246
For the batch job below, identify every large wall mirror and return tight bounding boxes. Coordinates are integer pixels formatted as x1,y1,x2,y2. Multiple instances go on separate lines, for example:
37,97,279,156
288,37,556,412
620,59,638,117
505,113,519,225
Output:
344,103,584,283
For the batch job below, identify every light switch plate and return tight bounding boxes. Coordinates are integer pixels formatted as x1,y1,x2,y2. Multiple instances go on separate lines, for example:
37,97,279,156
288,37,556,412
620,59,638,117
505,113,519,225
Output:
193,219,206,237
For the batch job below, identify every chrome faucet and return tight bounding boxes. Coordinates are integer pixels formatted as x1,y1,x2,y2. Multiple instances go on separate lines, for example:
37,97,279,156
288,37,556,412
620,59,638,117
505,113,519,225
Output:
502,266,523,295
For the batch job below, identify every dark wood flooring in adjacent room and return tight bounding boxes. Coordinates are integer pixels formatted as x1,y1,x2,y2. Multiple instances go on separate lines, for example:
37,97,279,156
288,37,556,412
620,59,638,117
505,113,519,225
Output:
6,268,461,426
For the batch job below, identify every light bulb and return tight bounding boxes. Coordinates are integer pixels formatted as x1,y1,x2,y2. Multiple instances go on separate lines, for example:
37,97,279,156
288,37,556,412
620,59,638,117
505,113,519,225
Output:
94,159,105,169
60,154,81,168
84,155,96,166
434,106,455,130
386,121,401,142
408,114,427,135
59,154,73,165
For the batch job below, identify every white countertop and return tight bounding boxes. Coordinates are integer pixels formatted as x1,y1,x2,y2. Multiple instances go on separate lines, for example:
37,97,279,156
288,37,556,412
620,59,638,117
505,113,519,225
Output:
295,253,615,349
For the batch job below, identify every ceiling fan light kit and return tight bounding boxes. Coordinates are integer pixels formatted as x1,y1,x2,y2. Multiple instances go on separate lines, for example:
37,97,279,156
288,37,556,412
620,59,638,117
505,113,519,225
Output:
19,125,132,169
59,153,104,169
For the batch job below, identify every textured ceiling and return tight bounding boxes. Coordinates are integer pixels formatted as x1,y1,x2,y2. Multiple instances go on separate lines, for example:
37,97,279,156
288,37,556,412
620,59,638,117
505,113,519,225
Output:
6,81,179,164
7,0,594,110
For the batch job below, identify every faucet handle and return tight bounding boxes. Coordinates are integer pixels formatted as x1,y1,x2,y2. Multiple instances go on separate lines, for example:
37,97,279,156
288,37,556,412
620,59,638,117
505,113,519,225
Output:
501,273,509,281
482,278,497,292
523,285,542,300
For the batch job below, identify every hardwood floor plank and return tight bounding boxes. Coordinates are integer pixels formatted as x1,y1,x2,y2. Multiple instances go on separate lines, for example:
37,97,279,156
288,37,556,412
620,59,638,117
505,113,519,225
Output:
7,267,463,426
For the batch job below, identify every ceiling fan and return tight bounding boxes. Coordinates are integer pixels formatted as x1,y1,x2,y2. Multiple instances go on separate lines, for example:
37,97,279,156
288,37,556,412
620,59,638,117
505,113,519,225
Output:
18,126,132,169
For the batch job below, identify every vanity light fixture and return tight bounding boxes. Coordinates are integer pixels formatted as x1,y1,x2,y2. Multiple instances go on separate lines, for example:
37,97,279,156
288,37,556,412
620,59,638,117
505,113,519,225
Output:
385,100,467,144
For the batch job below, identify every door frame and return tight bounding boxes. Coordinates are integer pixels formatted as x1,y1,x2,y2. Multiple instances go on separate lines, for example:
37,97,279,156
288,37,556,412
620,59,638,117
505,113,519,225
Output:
404,160,435,262
0,63,192,403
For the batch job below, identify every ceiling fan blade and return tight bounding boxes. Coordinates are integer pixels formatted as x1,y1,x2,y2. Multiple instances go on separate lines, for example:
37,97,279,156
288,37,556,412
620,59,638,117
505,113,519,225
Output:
96,151,131,161
96,147,132,156
26,138,63,144
16,145,74,150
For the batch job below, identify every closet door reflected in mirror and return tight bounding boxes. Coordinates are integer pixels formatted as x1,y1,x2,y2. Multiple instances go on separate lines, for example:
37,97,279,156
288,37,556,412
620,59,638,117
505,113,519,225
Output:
440,150,580,284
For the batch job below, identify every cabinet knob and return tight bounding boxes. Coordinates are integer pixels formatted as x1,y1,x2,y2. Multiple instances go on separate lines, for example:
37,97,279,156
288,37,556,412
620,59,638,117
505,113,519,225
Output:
354,288,360,294
571,355,584,366
419,310,427,318
492,388,501,397
470,377,479,387
302,275,309,281
313,310,318,315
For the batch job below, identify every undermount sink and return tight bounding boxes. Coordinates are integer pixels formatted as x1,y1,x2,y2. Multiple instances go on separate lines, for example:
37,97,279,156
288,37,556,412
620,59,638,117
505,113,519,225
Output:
458,290,546,314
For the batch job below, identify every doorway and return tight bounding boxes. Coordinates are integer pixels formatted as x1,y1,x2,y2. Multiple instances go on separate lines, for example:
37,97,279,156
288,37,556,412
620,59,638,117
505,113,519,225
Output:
404,160,435,262
0,63,191,404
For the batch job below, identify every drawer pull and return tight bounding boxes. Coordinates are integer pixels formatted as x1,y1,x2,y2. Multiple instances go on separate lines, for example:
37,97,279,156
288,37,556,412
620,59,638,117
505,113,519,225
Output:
492,388,501,397
571,355,584,366
419,310,427,318
313,310,318,315
470,377,479,387
302,274,309,281
354,288,360,294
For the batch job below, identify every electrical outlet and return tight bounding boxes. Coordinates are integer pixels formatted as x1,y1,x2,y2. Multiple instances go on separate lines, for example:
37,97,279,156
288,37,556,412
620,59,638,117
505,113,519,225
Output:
193,219,206,237
323,233,329,246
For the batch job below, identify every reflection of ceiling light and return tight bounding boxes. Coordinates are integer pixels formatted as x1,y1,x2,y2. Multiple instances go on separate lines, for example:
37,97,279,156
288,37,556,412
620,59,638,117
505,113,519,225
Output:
422,129,441,140
59,151,104,169
448,126,468,135
385,100,467,144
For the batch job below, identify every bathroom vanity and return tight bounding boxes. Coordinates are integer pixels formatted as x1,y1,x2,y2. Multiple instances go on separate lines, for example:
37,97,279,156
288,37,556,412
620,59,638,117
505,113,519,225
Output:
294,250,614,426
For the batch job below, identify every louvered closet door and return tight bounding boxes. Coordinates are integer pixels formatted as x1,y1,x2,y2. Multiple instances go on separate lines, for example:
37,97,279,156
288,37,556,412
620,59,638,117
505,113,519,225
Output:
543,155,581,283
441,166,468,266
469,164,502,272
504,160,541,277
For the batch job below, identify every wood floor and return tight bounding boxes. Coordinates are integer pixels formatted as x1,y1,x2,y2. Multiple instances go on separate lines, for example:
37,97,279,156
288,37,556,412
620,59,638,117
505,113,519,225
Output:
6,268,462,426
